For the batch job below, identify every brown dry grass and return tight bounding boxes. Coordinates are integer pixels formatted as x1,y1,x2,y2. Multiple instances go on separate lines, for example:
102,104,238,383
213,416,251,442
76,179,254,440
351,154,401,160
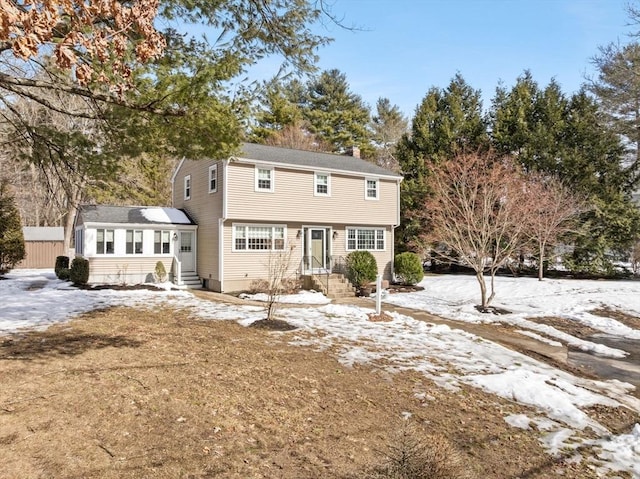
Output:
0,306,620,478
591,307,640,330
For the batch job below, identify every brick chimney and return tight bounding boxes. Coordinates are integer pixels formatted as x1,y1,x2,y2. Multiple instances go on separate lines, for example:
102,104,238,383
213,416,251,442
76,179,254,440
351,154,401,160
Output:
348,146,360,159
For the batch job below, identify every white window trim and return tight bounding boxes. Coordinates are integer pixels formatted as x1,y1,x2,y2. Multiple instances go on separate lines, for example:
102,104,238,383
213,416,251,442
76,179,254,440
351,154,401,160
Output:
208,164,218,193
154,230,172,255
314,172,331,197
345,227,386,251
184,175,191,200
126,229,144,255
232,223,287,252
255,166,275,193
365,177,379,200
96,228,115,255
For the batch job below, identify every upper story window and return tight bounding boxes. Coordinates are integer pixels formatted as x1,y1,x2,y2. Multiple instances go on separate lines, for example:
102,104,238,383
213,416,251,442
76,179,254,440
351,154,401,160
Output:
184,175,191,200
126,230,143,254
255,166,274,192
96,228,115,254
365,178,379,200
154,230,171,254
314,172,331,196
346,227,385,251
208,164,218,193
233,224,285,251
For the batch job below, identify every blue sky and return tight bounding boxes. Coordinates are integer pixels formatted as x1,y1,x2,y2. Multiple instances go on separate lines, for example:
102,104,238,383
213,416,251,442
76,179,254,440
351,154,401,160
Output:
298,0,633,117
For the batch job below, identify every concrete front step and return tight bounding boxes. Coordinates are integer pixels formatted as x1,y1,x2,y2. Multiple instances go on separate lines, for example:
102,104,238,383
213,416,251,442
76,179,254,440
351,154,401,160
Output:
177,272,202,289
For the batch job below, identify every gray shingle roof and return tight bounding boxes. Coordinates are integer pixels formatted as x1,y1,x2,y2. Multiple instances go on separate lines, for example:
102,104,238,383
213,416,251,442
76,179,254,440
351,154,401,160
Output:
77,205,196,225
236,143,402,179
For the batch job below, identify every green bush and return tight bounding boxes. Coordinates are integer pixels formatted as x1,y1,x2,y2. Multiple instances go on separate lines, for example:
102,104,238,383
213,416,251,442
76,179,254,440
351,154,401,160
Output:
57,268,71,281
55,256,70,277
346,250,378,287
69,257,89,285
394,252,424,285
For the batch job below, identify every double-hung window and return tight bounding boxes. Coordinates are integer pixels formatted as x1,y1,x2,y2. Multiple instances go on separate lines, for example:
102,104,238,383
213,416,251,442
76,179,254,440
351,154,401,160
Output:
255,167,274,192
154,230,171,254
365,178,379,200
96,229,115,254
234,225,285,251
126,230,143,254
75,229,84,255
208,164,218,193
314,172,330,196
346,227,385,251
184,175,191,200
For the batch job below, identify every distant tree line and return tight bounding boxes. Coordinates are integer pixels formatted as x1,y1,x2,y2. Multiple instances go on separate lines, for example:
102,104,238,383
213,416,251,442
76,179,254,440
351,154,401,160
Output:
1,0,640,282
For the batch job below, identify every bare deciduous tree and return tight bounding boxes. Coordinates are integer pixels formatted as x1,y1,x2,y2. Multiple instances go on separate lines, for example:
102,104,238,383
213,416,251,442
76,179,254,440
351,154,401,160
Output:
1,89,115,252
264,244,297,320
524,173,584,280
264,121,328,152
424,151,531,310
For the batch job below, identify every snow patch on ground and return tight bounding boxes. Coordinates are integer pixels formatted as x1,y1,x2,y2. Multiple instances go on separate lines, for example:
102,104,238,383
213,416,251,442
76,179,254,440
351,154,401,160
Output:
1,270,640,477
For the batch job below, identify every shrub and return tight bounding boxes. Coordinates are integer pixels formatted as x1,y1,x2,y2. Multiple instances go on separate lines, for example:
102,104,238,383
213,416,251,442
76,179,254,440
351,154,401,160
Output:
346,250,378,287
69,257,90,285
55,256,70,277
360,424,475,479
154,261,168,282
57,268,71,281
0,181,25,273
394,252,424,285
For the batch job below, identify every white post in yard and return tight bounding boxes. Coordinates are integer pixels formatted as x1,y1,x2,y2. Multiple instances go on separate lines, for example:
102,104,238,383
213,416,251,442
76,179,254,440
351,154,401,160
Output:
375,274,382,315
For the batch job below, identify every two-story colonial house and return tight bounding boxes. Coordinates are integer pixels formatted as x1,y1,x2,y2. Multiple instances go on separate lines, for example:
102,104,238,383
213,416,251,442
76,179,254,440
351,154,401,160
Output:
172,143,403,292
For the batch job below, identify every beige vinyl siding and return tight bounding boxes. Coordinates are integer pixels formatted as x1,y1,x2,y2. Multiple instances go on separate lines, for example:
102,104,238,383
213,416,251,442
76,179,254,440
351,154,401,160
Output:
173,159,224,282
222,222,304,292
226,163,399,225
86,257,174,284
221,222,394,292
16,241,65,269
330,226,393,281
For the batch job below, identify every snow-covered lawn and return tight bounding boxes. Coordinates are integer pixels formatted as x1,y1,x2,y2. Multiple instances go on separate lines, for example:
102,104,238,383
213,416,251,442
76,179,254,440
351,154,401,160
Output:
384,274,640,358
1,270,639,477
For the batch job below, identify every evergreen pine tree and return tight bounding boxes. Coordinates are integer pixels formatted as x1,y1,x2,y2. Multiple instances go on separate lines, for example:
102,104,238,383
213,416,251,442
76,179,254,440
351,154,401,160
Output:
371,97,408,170
395,74,488,251
303,69,373,156
491,75,640,273
590,42,640,171
0,181,25,273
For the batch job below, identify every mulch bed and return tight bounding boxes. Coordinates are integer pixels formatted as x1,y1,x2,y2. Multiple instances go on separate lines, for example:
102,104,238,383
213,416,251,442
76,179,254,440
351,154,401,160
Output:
249,318,298,331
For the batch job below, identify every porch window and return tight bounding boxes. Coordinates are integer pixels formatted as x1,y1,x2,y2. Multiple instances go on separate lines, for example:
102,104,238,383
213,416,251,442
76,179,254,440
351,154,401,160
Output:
314,172,330,196
96,229,115,254
154,230,171,254
346,227,385,251
208,164,218,193
233,224,285,251
75,229,84,255
255,167,274,192
126,230,143,254
184,175,191,200
365,178,379,200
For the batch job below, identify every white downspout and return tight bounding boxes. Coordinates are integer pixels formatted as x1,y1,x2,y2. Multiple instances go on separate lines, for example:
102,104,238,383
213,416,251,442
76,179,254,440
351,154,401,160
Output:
219,159,230,292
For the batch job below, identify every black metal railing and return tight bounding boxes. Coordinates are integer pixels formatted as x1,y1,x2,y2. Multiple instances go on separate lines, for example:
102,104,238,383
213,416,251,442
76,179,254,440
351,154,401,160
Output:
301,255,329,294
300,255,349,296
